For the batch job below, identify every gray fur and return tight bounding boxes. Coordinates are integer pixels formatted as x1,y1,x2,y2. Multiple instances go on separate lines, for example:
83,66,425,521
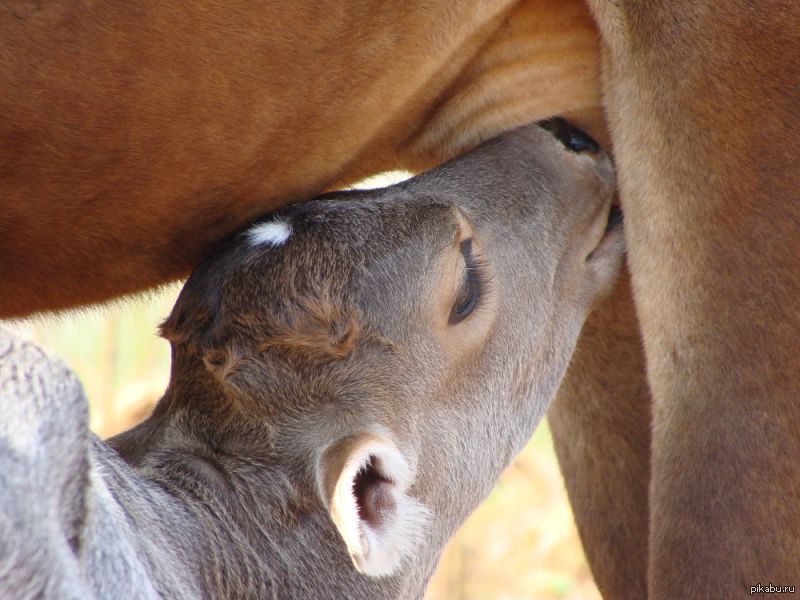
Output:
0,123,622,599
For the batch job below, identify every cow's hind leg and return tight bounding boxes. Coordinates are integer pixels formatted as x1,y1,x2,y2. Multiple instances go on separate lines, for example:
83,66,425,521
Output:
589,1,800,595
549,269,651,599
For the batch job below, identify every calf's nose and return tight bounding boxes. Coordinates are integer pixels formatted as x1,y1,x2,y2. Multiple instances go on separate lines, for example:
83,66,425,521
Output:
537,117,600,154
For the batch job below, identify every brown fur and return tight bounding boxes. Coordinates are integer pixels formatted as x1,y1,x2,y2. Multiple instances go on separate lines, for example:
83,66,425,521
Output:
0,0,600,317
255,297,364,360
587,1,800,596
3,0,798,596
549,269,650,598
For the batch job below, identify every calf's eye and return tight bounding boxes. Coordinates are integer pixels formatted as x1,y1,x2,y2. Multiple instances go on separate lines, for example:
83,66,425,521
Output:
449,238,482,324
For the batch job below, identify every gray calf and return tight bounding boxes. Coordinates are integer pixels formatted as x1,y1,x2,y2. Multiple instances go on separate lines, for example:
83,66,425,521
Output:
0,122,623,599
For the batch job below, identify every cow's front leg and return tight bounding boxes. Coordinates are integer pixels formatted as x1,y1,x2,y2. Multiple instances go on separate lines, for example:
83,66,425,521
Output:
549,269,651,599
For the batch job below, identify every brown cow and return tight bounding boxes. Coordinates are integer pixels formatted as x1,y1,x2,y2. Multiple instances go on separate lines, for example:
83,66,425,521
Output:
2,1,799,597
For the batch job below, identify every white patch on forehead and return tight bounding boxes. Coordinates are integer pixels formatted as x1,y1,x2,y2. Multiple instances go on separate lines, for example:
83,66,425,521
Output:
247,218,292,247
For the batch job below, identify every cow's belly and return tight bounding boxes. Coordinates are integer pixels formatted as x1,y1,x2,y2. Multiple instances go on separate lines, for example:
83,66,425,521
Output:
0,0,602,315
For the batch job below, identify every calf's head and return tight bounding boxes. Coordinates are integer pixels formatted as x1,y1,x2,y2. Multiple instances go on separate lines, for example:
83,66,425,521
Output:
159,122,622,581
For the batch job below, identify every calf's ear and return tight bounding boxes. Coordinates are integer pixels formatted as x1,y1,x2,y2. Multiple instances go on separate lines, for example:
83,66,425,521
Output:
317,434,430,577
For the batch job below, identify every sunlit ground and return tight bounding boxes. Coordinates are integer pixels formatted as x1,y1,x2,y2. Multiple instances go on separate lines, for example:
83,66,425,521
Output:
7,285,600,599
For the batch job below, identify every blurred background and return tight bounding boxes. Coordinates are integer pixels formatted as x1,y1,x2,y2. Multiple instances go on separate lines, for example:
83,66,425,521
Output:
7,285,600,599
